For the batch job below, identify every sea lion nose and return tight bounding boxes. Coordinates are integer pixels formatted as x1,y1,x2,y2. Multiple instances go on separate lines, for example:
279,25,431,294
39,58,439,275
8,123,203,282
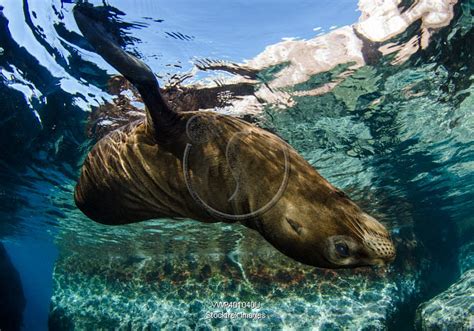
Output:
364,233,396,263
381,239,396,261
378,239,395,259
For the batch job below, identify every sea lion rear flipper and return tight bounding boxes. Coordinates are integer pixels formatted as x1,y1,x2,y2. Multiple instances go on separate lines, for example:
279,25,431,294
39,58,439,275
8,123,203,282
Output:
73,4,179,142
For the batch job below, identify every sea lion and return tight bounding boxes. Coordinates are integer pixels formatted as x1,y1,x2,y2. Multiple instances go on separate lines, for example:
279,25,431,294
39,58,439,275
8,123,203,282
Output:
73,4,396,269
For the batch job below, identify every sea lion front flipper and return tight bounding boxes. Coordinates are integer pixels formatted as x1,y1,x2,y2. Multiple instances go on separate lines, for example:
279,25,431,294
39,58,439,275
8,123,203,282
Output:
73,4,179,142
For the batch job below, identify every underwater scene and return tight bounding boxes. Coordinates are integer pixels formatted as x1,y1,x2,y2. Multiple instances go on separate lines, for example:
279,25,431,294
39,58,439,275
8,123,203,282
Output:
0,0,473,330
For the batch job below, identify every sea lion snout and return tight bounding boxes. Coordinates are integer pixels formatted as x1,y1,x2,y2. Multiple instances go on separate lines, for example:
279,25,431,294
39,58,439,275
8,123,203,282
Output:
359,214,396,262
362,229,396,262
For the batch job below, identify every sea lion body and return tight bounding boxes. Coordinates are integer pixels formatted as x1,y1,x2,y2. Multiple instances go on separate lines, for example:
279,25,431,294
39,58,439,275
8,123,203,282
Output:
76,111,296,225
73,4,396,269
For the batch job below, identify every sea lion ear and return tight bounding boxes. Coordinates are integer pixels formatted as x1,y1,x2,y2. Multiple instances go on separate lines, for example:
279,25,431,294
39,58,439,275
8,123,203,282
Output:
73,4,180,142
286,218,304,236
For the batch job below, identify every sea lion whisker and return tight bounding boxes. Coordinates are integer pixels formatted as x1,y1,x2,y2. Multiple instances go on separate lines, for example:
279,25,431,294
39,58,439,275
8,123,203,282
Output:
345,217,366,239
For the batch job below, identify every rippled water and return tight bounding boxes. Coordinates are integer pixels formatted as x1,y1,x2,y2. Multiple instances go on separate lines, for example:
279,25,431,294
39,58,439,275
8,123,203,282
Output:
0,0,472,330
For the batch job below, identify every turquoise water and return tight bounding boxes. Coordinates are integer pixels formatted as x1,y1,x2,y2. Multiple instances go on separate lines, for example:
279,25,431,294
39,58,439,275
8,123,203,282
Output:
0,0,472,330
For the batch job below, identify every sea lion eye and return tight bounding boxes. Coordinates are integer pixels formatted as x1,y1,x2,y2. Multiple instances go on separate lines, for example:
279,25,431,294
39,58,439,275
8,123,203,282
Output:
335,243,350,257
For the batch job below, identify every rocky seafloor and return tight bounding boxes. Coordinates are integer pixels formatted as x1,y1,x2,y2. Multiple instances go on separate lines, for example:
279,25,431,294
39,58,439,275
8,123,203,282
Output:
416,269,474,331
49,219,422,330
416,240,474,331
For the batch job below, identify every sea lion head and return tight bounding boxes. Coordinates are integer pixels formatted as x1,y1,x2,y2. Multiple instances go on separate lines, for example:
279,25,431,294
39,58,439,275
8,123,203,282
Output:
248,150,396,269
262,194,396,269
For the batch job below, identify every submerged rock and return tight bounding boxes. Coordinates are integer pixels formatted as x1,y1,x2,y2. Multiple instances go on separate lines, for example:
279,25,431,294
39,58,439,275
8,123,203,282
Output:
48,220,422,329
0,243,26,331
416,269,474,331
459,242,474,275
415,240,474,330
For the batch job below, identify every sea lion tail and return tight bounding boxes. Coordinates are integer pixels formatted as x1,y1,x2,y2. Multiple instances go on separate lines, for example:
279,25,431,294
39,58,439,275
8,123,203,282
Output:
73,4,179,142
